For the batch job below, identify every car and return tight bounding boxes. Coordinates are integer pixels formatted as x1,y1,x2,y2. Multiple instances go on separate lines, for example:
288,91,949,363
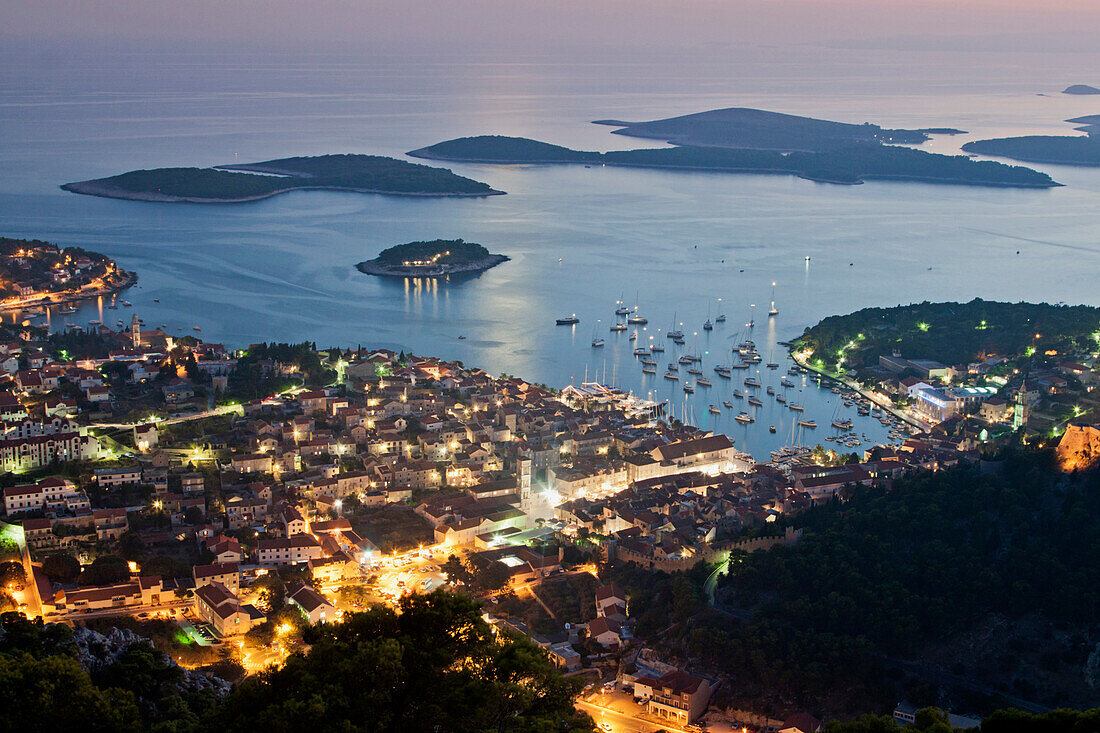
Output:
598,723,613,732
137,612,149,618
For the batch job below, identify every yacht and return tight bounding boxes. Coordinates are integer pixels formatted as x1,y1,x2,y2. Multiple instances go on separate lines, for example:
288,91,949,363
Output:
667,363,679,372
679,355,694,365
686,367,702,376
633,347,650,356
683,383,695,393
832,419,853,430
714,365,731,375
642,366,656,375
723,400,734,409
664,371,679,380
766,362,779,369
627,314,648,325
703,319,713,331
775,395,787,404
610,323,628,332
640,358,658,366
708,405,721,414
747,396,763,406
715,314,726,323
797,419,817,428
733,390,745,399
768,282,779,316
696,377,712,387
744,377,761,388
615,299,630,316
766,386,775,395
650,343,665,354
715,370,731,380
788,403,804,412
591,337,605,348
769,425,777,433
781,378,795,388
556,315,580,325
735,412,754,424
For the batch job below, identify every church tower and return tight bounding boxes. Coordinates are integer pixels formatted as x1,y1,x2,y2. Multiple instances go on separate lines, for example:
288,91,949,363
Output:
131,314,141,348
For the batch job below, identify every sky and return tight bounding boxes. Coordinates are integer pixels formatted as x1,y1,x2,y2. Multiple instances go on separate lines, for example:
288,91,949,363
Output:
4,0,1100,54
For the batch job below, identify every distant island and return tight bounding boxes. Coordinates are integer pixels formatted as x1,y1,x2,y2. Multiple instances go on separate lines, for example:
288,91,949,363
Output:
61,154,503,203
1062,84,1100,95
591,107,966,151
410,134,1059,188
356,239,509,278
962,115,1100,166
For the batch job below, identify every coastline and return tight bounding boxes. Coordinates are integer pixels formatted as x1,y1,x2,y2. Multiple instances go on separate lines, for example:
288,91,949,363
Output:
0,269,138,313
356,254,509,279
60,180,505,203
406,152,1060,189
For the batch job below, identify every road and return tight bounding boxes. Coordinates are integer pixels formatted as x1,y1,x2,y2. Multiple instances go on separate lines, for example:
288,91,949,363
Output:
578,700,672,733
92,403,244,430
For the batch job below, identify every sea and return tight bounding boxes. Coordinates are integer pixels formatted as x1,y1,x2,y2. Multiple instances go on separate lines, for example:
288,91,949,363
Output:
2,43,1099,461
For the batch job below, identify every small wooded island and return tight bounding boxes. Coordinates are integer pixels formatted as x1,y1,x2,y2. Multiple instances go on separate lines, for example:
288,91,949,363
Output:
1062,84,1100,95
356,239,509,278
61,154,503,203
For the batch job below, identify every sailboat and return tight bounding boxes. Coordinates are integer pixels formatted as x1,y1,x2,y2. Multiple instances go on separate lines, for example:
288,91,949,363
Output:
615,294,630,316
714,297,726,323
627,291,647,324
667,312,684,340
591,322,605,348
746,304,755,329
768,282,779,317
703,304,713,331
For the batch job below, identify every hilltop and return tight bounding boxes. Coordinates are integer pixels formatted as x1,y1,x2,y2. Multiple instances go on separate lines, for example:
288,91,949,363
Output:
592,107,966,151
61,154,503,203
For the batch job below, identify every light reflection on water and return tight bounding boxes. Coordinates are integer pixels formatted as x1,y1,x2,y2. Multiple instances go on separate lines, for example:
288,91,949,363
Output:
3,47,1100,459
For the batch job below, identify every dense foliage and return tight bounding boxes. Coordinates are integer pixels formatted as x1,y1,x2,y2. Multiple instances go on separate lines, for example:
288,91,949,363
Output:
0,592,592,732
63,154,498,201
372,238,494,266
794,299,1100,371
697,449,1100,713
412,137,1057,187
217,591,593,732
827,707,1100,733
962,135,1100,167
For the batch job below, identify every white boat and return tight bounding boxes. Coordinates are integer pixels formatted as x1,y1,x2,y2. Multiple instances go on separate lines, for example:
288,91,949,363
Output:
592,338,605,348
735,412,754,424
788,403,804,411
708,405,721,414
683,383,694,393
798,419,817,428
697,377,712,387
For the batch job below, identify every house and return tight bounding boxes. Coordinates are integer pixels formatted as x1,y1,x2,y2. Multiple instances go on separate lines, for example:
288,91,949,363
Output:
594,584,627,618
633,670,714,724
231,453,272,474
281,504,307,536
192,581,266,636
204,535,243,564
57,576,163,614
286,581,337,625
255,533,323,567
308,553,360,584
586,616,623,648
162,379,195,404
133,423,158,452
780,713,822,733
94,465,142,488
192,562,240,594
92,508,128,541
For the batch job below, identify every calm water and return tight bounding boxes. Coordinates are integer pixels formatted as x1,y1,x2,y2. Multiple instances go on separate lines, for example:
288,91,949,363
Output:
2,45,1099,459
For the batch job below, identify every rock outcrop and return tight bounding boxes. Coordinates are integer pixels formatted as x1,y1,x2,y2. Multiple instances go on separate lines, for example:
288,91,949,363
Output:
1055,423,1100,472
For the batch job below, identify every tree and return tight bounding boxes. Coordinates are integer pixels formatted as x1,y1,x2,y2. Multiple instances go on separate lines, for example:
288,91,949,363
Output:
0,561,27,591
41,552,81,583
440,554,472,584
215,591,593,733
79,554,129,586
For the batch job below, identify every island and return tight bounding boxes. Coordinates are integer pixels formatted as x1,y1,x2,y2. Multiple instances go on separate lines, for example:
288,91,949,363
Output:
409,134,1059,188
962,116,1100,166
0,236,136,312
355,239,509,278
1063,84,1100,95
592,107,966,151
61,154,503,203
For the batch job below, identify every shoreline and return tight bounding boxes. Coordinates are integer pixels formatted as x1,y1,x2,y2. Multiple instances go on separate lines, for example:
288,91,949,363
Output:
356,254,509,279
60,180,505,203
407,152,1060,189
787,345,928,432
0,269,138,313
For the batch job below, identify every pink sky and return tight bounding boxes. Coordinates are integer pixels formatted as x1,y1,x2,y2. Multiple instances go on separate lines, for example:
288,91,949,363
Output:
6,0,1100,51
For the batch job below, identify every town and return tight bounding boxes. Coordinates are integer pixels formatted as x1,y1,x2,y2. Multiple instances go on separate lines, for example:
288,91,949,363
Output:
4,292,1096,732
